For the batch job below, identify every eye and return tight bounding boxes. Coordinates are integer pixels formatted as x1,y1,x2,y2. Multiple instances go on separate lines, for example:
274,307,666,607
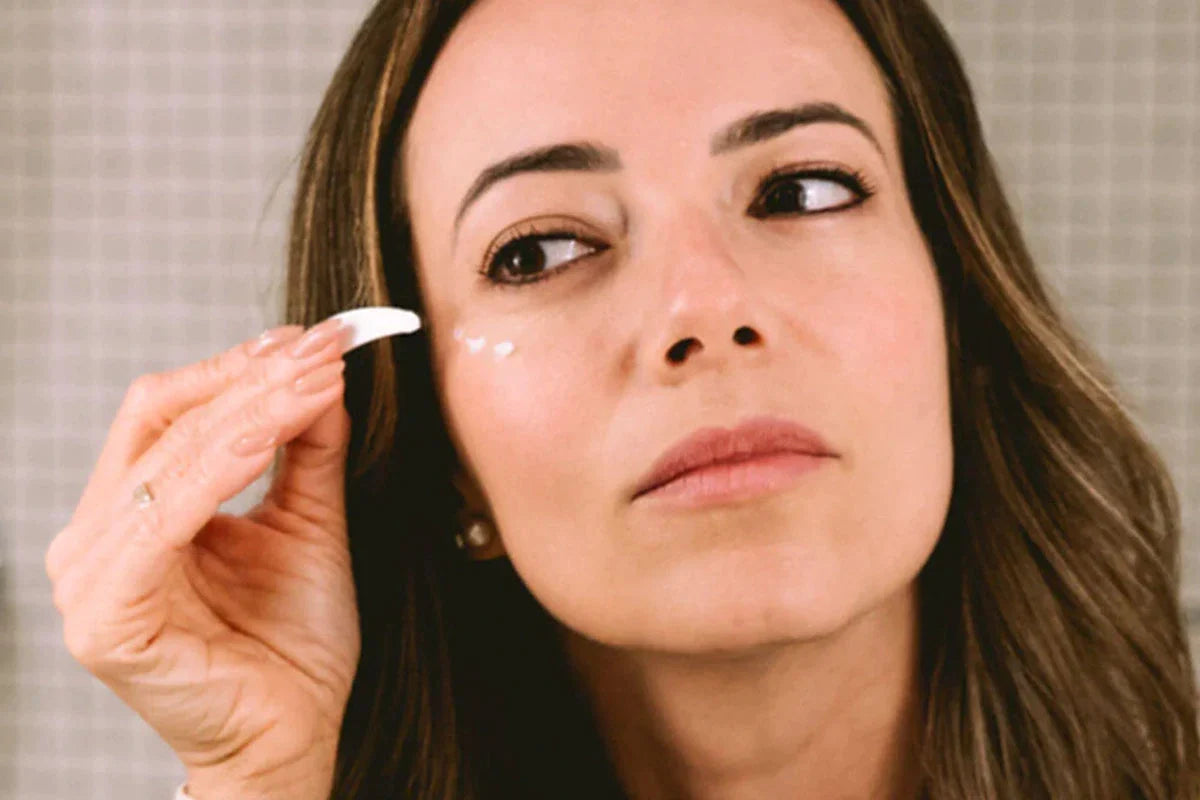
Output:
479,221,609,289
748,164,876,219
477,165,875,290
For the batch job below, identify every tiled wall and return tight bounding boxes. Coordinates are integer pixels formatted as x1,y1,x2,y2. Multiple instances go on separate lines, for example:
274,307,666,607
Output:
1,1,1195,797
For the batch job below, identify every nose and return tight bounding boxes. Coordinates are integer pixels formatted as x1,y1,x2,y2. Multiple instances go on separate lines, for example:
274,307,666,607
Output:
639,212,770,383
665,324,762,365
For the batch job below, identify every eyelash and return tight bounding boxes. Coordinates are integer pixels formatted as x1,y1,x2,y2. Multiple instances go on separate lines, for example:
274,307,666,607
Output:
478,162,877,290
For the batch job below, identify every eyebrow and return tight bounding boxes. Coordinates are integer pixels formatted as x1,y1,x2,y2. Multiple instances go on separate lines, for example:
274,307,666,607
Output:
452,101,885,234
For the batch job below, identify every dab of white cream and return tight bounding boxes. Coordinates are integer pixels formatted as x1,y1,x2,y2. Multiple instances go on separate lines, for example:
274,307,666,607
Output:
453,324,516,359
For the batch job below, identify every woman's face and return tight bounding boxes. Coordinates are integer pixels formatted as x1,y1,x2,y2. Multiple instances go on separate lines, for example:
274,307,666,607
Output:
403,0,954,653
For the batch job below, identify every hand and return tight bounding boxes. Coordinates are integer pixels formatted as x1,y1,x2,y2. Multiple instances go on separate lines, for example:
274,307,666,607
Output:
45,319,362,800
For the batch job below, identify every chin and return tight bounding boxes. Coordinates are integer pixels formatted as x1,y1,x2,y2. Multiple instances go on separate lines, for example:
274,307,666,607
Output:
665,587,857,656
583,561,864,656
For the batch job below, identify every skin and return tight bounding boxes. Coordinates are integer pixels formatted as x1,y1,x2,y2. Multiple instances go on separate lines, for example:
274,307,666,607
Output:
45,319,360,800
403,0,954,797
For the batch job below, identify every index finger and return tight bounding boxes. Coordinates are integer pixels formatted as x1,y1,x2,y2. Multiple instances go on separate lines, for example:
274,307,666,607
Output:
75,325,305,521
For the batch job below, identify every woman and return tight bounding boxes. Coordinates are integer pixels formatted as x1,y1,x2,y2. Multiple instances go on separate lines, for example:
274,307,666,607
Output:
44,0,1200,797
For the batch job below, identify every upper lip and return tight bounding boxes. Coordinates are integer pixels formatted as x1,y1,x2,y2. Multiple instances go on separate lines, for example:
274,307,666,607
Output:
631,414,838,499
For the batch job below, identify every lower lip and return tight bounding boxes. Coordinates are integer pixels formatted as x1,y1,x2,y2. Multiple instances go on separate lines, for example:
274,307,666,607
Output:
633,451,831,509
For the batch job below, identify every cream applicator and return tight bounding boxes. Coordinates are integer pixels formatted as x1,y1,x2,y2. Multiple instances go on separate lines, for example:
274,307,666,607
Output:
327,306,423,354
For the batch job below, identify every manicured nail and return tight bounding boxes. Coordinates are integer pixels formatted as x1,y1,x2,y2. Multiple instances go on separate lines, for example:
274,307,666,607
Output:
231,431,277,457
289,319,345,359
293,359,345,395
247,326,302,357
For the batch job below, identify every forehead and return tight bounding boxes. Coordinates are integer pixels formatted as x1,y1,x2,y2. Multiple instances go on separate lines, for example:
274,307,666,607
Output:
402,0,893,237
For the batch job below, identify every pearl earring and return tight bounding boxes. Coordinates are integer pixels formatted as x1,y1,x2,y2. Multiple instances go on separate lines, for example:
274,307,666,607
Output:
455,517,494,551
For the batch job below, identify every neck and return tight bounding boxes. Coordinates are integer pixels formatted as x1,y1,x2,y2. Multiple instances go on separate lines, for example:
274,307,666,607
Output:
560,583,923,800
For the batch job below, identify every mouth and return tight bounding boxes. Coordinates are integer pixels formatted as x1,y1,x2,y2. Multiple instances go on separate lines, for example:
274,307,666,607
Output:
631,414,838,508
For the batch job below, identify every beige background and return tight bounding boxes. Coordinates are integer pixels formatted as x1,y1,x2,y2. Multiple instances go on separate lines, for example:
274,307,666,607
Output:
1,1,1196,797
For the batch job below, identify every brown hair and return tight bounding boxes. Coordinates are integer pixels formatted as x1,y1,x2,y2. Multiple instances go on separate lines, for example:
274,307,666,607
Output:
282,1,1200,797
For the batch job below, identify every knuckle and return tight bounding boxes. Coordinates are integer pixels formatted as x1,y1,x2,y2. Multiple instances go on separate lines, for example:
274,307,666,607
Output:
62,614,102,666
159,404,203,451
44,529,72,582
195,347,245,393
189,445,217,490
242,394,277,434
121,373,165,417
159,453,192,485
162,404,224,476
241,355,275,394
50,569,72,613
197,350,229,384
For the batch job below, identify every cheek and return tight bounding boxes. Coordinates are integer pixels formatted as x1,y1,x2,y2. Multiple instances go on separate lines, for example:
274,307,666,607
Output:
840,273,947,409
792,211,948,430
440,324,596,520
828,253,953,567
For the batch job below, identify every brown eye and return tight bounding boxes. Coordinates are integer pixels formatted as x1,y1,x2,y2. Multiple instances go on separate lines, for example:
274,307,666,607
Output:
749,166,874,219
482,228,606,288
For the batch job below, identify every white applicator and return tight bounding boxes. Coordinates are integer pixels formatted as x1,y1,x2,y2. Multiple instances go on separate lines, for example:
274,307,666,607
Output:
327,305,423,354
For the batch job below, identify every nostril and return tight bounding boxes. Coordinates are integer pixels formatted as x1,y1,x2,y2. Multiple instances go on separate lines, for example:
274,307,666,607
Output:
733,326,759,345
666,328,759,363
667,338,700,363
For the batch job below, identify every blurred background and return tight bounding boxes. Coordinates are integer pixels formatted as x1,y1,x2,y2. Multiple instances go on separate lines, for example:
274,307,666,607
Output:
1,0,1196,797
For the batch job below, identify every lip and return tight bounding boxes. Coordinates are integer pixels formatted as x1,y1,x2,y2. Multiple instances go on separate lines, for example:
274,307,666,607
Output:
631,414,838,505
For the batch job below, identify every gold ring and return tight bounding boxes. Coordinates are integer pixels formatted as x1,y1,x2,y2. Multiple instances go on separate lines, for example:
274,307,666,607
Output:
132,481,155,508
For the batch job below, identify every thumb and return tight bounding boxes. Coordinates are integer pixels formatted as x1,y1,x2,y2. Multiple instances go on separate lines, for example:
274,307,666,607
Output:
268,395,352,528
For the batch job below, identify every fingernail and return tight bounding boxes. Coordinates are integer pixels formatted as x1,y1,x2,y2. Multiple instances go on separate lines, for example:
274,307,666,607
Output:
247,326,302,357
293,359,345,395
231,431,277,457
289,319,345,360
